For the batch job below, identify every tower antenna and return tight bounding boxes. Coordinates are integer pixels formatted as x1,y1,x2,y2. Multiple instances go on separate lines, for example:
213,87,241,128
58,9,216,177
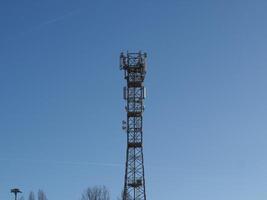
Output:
120,51,147,200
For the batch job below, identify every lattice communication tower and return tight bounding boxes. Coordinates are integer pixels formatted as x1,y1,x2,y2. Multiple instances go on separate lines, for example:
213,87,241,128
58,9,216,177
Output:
120,51,147,200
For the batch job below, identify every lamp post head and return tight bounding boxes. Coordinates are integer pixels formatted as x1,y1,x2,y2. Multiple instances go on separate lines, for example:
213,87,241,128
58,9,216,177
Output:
11,188,22,194
11,188,22,200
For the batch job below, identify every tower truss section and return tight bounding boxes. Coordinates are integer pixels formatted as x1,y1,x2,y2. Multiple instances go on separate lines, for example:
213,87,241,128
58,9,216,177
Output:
120,51,147,200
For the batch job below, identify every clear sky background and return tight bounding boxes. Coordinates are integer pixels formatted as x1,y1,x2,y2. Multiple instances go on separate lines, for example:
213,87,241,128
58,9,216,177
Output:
1,0,267,200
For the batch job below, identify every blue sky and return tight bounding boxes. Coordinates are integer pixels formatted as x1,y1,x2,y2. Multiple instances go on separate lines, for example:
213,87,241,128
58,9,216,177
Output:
1,0,267,200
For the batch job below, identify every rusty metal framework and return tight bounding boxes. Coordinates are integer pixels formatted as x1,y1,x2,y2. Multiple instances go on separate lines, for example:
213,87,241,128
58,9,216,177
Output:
120,52,147,200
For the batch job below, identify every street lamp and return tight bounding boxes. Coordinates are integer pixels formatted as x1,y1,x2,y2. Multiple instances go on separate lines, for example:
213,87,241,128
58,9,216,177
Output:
11,188,22,200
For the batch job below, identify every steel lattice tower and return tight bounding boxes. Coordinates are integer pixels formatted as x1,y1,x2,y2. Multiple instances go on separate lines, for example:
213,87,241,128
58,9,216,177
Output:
120,51,147,200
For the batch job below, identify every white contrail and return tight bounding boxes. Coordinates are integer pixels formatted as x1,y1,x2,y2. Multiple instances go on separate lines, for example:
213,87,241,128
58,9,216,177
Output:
35,9,79,27
0,158,123,168
0,157,181,171
6,9,80,41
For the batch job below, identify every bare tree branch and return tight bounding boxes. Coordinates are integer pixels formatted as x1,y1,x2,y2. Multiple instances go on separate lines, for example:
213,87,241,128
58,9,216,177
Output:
38,190,47,200
28,191,35,200
81,186,110,200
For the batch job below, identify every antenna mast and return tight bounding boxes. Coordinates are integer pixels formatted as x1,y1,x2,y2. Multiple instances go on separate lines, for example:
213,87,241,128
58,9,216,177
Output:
120,51,147,200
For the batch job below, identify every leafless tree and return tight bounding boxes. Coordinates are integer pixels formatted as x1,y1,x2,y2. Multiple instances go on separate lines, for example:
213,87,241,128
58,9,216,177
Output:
81,186,110,200
117,190,130,200
38,190,47,200
28,191,35,200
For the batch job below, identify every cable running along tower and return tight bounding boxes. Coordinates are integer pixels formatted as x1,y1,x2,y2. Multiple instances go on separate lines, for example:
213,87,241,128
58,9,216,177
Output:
120,52,147,200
